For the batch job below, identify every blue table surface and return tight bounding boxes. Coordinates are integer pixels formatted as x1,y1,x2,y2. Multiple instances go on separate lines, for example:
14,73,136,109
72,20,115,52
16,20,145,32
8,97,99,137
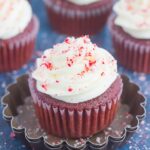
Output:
0,0,150,150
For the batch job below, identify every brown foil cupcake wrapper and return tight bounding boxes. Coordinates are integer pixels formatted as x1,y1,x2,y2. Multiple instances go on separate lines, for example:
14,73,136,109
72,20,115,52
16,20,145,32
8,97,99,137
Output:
0,16,39,72
108,14,150,73
43,0,113,36
1,74,146,150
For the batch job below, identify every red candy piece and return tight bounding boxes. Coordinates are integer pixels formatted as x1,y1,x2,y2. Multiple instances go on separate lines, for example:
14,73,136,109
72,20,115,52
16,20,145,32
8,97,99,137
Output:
41,62,53,70
68,88,73,92
41,83,47,91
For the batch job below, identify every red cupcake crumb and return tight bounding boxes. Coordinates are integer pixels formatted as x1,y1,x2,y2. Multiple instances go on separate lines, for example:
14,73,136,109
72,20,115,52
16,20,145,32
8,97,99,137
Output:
68,88,73,92
65,38,70,44
102,61,105,64
67,57,74,67
41,83,47,91
101,72,105,76
41,62,53,70
56,80,59,83
89,60,96,66
42,55,47,59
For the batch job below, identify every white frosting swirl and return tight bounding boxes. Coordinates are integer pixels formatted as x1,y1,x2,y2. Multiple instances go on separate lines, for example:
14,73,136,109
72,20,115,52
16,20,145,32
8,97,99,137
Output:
67,0,100,5
0,0,32,40
32,36,118,103
113,0,150,39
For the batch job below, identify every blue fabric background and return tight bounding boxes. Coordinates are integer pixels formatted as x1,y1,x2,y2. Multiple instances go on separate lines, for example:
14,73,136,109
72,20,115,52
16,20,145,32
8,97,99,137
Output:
0,0,150,149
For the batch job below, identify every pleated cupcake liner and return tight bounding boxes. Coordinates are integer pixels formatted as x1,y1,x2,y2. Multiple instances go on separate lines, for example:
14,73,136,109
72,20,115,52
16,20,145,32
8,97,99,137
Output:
0,16,39,72
108,14,150,73
43,0,113,36
1,74,146,150
32,96,119,139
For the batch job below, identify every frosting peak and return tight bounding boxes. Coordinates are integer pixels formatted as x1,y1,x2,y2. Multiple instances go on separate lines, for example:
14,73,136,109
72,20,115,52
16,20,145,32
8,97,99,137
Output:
113,0,150,39
67,0,100,5
0,0,32,40
32,36,118,103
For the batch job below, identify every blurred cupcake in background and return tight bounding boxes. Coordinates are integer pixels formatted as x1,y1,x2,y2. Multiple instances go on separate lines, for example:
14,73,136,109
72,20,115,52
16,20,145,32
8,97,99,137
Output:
43,0,113,36
109,0,150,73
0,0,39,72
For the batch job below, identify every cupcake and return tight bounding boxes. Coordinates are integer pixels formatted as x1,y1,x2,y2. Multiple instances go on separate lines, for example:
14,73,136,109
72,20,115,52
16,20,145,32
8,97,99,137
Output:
0,0,39,72
109,0,150,73
43,0,113,36
28,36,123,138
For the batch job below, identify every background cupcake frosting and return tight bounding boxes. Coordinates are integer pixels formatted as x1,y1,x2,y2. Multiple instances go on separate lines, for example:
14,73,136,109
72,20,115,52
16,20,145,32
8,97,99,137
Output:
32,36,118,103
67,0,100,5
0,0,32,39
114,0,150,39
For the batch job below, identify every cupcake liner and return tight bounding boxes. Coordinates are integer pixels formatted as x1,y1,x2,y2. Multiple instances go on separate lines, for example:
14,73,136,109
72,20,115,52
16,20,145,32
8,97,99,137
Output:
33,98,119,138
44,0,113,36
108,14,150,73
0,16,39,72
1,74,146,150
28,76,122,139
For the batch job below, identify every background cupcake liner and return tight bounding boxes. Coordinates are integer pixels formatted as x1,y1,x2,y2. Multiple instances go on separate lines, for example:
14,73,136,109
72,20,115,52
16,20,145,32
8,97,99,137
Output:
109,15,150,73
0,16,39,72
44,0,113,36
29,77,122,139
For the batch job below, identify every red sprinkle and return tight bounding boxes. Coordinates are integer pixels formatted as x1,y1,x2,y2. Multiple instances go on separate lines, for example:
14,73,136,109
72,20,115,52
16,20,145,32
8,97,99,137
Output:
67,57,74,67
56,80,59,83
70,59,73,63
78,47,84,56
85,64,90,72
67,64,71,67
62,49,69,54
101,72,104,76
89,60,96,66
127,5,133,11
41,62,53,70
79,46,84,50
68,88,73,92
86,52,92,56
42,55,47,59
78,53,81,57
77,71,85,76
83,35,89,43
92,44,97,50
41,83,47,91
77,64,90,76
65,38,70,44
102,61,105,64
84,39,87,43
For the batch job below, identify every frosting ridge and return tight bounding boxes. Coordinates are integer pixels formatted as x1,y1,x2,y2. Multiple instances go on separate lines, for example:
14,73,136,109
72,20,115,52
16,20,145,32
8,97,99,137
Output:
32,36,118,103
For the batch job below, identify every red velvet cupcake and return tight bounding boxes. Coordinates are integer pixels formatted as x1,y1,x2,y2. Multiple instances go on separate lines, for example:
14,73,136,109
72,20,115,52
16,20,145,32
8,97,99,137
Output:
29,36,123,138
0,0,39,72
109,0,150,73
43,0,113,36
